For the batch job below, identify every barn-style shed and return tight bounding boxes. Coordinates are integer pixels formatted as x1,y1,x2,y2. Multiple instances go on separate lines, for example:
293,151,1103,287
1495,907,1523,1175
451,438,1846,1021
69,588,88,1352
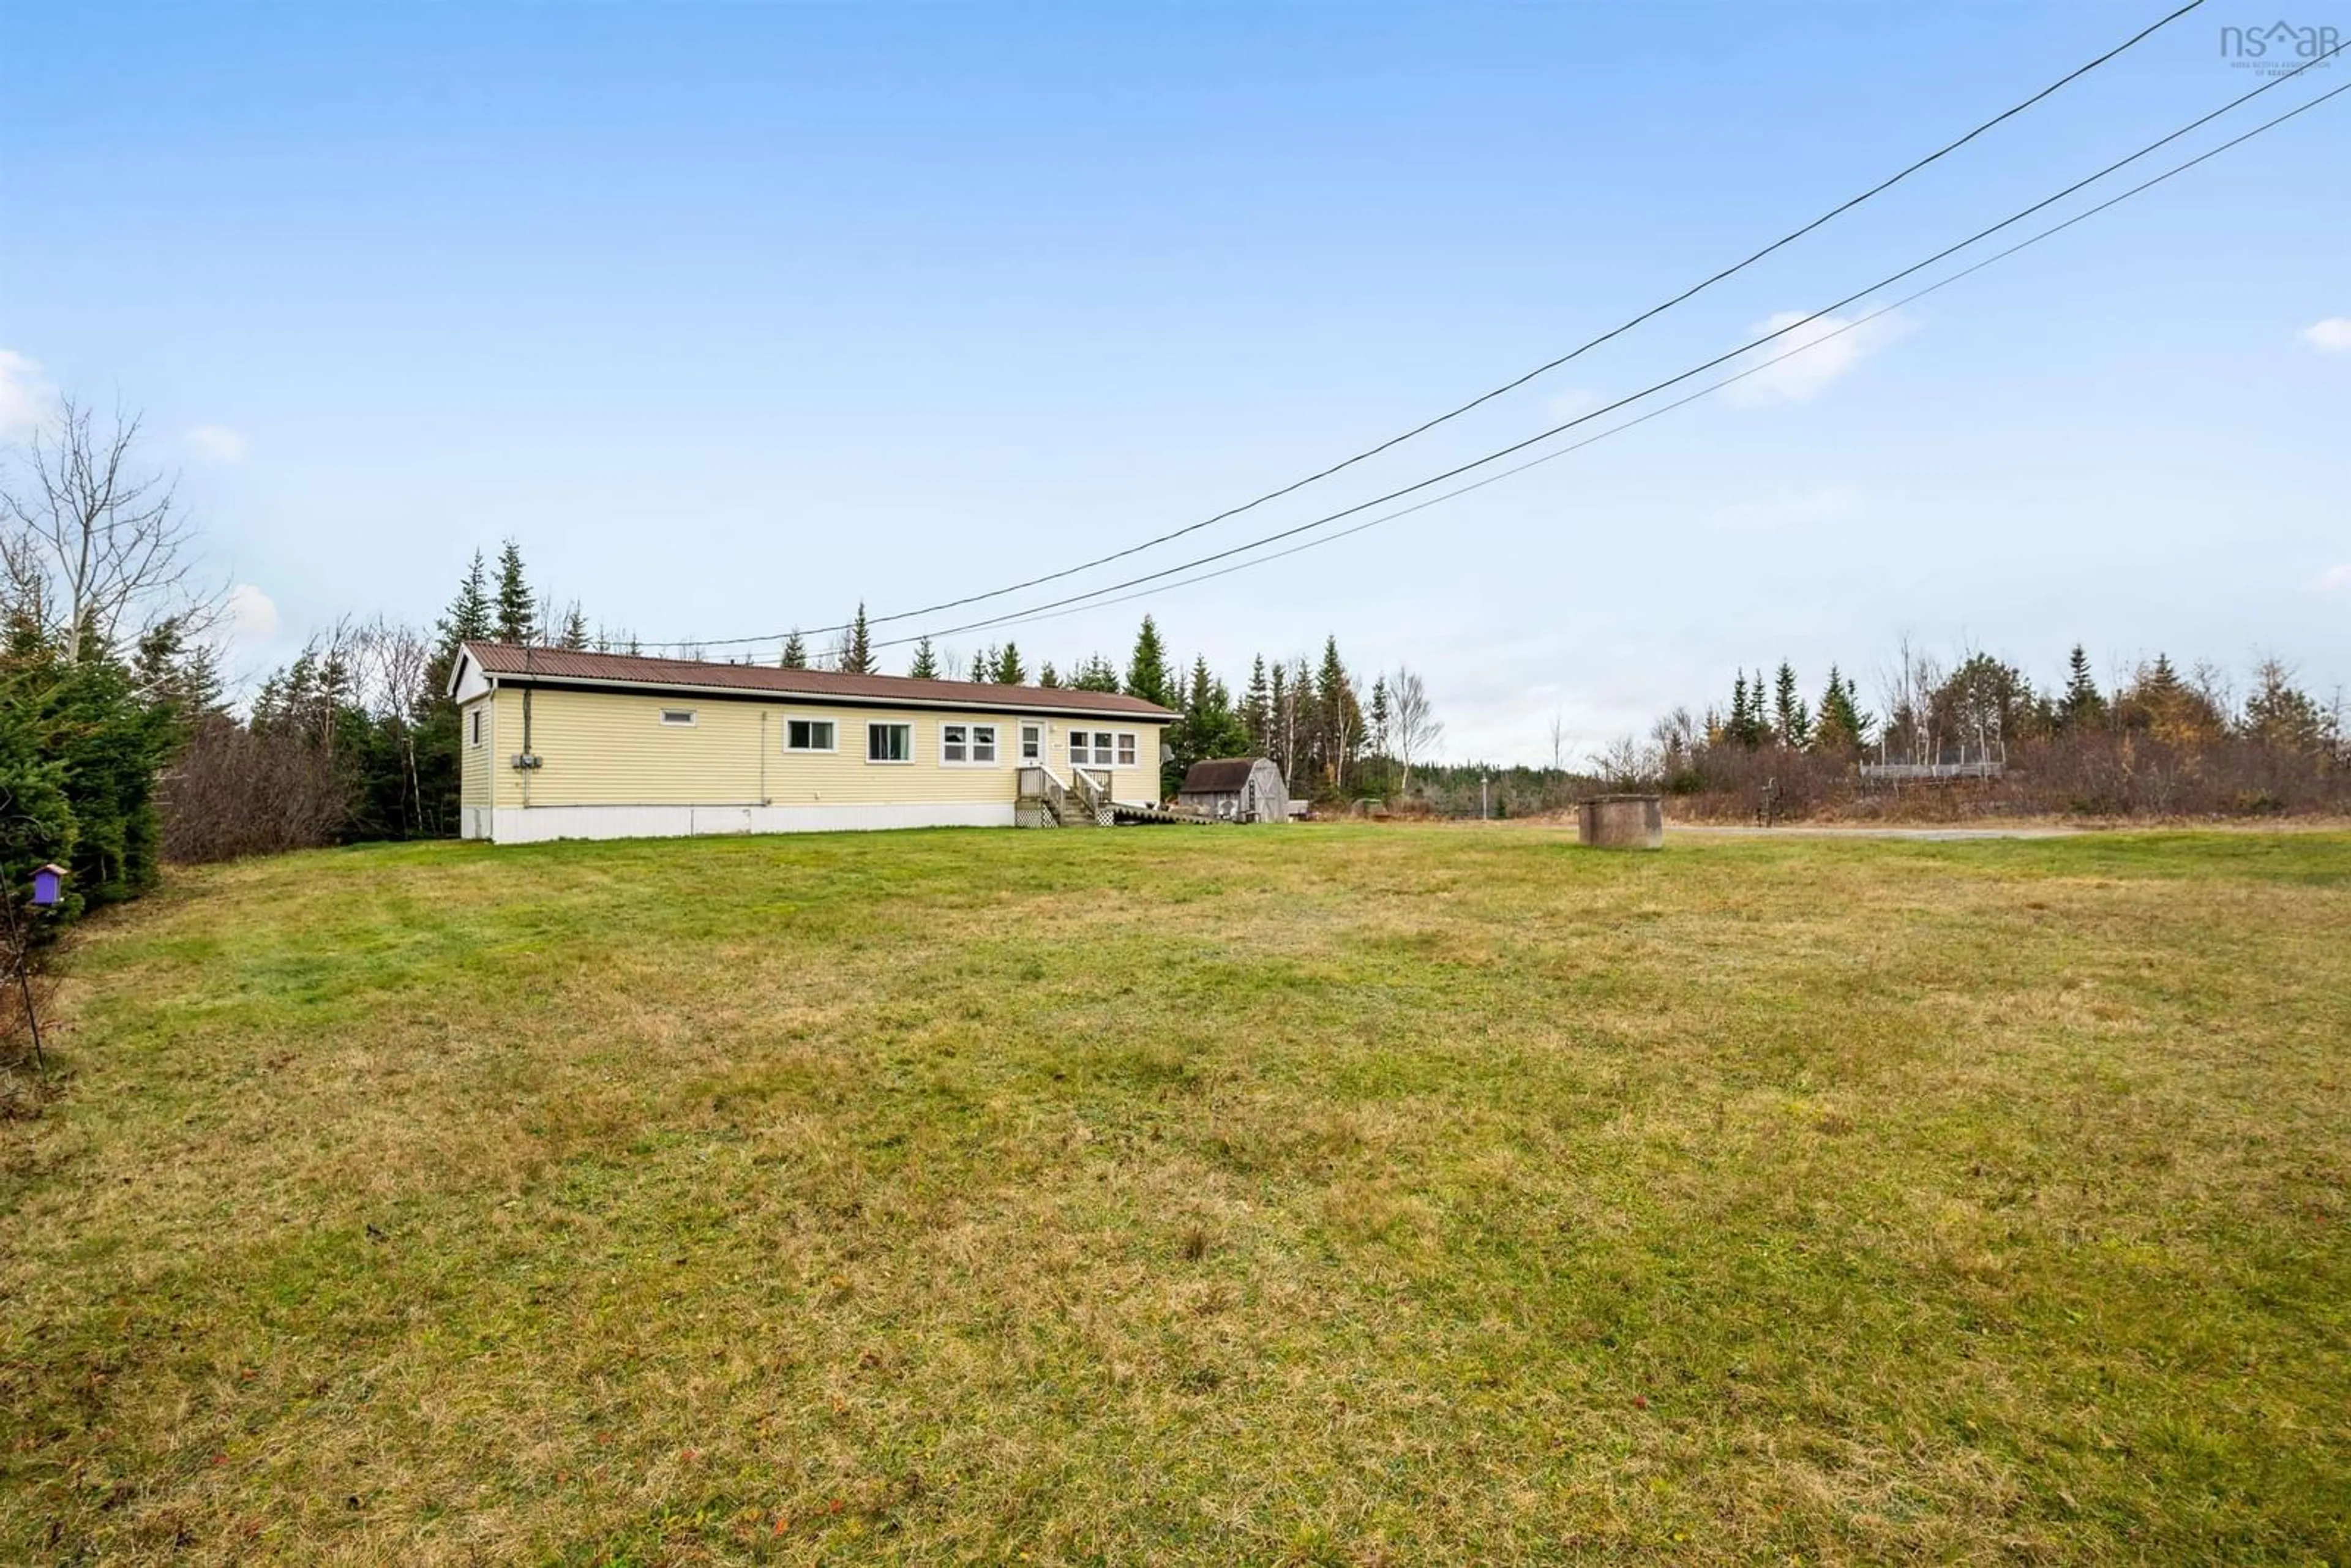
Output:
1177,757,1290,823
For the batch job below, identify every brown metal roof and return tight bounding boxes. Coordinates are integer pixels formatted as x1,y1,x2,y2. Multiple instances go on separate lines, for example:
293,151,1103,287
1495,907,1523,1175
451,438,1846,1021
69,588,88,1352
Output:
460,642,1177,719
1179,757,1265,792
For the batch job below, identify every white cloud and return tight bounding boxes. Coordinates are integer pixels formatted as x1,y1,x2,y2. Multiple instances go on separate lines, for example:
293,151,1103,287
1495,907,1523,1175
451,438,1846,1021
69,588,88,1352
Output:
186,424,249,463
2317,563,2351,593
1709,482,1864,531
0,348,56,436
2302,318,2351,353
1727,307,1910,406
222,583,279,648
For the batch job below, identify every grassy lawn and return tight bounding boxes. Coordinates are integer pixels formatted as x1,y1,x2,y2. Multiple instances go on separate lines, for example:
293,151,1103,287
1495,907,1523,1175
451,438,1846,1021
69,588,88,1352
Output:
4,825,2348,1565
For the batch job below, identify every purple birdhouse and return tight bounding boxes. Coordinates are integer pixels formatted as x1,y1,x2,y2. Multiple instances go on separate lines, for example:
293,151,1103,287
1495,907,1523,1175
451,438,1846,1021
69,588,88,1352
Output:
31,863,66,909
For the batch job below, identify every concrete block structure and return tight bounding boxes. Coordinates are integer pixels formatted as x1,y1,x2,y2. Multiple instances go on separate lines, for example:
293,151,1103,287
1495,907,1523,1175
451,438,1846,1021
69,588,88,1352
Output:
1576,793,1664,849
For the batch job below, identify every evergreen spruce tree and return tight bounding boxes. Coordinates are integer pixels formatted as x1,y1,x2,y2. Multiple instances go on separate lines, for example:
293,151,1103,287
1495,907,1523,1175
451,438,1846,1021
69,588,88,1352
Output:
1267,662,1291,779
1315,636,1362,789
1073,654,1122,693
437,551,492,659
2059,643,2107,729
1037,661,1060,688
839,604,876,675
1243,655,1271,752
1369,675,1390,758
1772,661,1809,748
6,626,178,909
907,637,939,680
2117,653,2221,741
132,619,227,726
492,540,535,645
559,605,590,651
779,630,808,669
424,549,494,732
967,646,996,685
1813,665,1867,752
1124,616,1176,710
1168,656,1250,794
992,643,1026,685
2243,659,2327,752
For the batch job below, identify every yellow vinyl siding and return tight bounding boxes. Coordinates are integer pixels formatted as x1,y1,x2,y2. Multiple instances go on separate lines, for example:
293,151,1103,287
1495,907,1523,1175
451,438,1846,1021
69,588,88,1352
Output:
489,687,1166,810
460,698,491,809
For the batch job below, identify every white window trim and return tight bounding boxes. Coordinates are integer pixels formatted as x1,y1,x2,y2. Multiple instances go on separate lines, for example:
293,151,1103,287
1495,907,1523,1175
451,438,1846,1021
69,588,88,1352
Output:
1070,729,1140,768
940,721,1000,767
659,707,698,727
866,721,915,765
784,717,839,754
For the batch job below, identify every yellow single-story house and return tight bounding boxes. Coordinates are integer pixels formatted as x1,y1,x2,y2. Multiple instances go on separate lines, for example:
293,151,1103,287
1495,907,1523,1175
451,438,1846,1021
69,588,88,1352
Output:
449,642,1178,843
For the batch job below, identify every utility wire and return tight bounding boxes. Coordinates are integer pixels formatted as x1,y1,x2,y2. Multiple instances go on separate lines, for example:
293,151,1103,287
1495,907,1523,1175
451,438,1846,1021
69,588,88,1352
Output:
839,52,2344,651
865,75,2350,652
646,0,2211,653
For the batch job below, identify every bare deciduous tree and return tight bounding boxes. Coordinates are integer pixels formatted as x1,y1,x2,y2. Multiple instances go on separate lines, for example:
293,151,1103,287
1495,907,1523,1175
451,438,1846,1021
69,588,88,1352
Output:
1,397,216,659
1650,705,1700,769
348,619,440,836
160,718,353,863
1876,636,1944,767
1590,734,1656,789
1388,667,1442,795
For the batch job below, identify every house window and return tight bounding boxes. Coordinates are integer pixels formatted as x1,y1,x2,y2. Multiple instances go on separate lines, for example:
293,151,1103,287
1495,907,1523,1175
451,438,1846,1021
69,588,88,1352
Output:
659,708,696,727
468,708,484,745
941,724,998,765
786,718,836,752
1071,730,1136,767
867,722,913,763
1020,724,1042,761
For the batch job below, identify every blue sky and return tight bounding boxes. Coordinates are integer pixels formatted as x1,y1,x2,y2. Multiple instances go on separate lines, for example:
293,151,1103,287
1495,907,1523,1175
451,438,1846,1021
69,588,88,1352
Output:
2,1,2344,760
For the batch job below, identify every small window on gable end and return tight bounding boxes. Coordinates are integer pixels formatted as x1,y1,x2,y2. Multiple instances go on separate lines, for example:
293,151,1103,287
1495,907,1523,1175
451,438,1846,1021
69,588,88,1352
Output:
660,708,696,727
468,708,484,745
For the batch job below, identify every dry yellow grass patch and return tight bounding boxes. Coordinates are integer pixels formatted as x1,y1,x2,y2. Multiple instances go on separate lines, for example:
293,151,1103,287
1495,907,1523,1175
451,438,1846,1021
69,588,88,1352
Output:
2,825,2347,1563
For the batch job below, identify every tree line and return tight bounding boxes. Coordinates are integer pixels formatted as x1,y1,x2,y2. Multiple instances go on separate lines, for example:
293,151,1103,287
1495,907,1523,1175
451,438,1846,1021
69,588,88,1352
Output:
1605,643,2349,819
0,400,225,932
160,527,1458,852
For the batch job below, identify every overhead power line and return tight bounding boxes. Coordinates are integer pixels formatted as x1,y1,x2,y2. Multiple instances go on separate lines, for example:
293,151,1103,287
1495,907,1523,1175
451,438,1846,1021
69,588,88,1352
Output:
647,0,2211,654
861,74,2349,653
838,52,2344,651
